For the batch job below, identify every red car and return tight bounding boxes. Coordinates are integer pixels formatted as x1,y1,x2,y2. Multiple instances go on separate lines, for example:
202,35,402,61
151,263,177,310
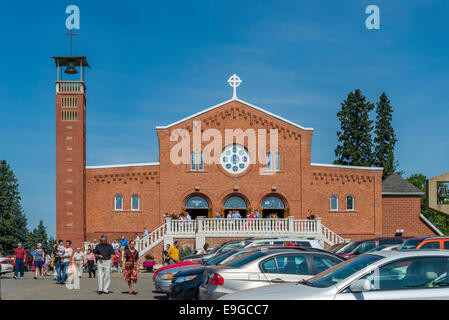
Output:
153,261,201,280
4,250,33,271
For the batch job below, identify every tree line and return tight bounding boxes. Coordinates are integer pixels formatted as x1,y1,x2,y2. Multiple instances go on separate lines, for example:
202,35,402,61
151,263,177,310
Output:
334,89,448,234
0,160,54,253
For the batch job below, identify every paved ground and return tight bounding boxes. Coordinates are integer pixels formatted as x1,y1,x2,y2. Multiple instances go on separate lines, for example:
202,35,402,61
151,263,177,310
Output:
0,270,168,300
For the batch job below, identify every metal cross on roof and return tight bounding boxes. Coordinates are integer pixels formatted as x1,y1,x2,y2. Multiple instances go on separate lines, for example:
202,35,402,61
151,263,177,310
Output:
227,74,242,99
65,29,77,56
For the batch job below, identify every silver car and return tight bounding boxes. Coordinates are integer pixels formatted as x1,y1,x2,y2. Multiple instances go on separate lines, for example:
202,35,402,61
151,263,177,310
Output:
199,248,344,300
155,264,204,293
220,250,449,300
0,254,14,275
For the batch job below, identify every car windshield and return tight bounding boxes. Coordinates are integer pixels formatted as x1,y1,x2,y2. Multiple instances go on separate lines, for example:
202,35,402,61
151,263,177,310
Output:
224,252,266,268
365,245,387,253
399,239,424,250
207,242,229,254
339,241,362,254
305,254,383,288
218,242,246,253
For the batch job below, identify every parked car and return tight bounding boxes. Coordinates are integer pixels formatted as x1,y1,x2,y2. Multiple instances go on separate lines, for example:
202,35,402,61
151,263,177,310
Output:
170,248,275,300
199,247,345,300
398,237,428,250
0,253,14,275
220,250,449,300
327,242,349,253
338,237,409,259
242,238,323,250
155,263,207,293
182,240,249,262
153,260,201,280
365,244,400,253
415,236,449,250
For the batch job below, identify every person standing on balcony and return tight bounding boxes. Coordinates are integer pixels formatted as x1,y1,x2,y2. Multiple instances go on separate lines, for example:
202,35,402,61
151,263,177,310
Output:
226,211,232,219
168,241,180,264
135,234,140,242
255,210,261,219
216,212,222,219
94,235,116,295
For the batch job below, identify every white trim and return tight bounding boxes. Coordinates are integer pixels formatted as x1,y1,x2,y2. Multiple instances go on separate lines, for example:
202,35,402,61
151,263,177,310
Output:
330,195,338,211
420,213,444,236
346,195,355,211
155,98,314,131
311,163,383,171
86,162,160,169
114,194,123,211
131,194,140,211
382,192,425,196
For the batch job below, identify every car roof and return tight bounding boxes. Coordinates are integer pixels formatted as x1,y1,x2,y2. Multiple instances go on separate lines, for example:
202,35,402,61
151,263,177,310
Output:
368,249,449,259
422,236,449,240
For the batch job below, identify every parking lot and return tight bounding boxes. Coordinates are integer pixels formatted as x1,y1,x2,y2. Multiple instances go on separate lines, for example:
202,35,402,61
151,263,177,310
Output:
0,271,166,300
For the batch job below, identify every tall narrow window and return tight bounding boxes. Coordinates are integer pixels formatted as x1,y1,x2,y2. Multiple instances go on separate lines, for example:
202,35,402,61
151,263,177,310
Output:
347,195,354,211
190,152,196,170
131,194,140,211
267,152,272,170
274,152,280,170
115,194,123,211
198,152,204,171
330,195,338,211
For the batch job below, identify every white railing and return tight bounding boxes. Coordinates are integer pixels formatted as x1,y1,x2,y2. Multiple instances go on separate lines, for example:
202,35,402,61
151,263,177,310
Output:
56,81,85,93
169,219,197,234
135,223,167,254
321,224,347,245
200,218,291,234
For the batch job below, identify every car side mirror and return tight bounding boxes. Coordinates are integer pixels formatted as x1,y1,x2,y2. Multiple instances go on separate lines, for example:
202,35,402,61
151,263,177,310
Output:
350,279,371,293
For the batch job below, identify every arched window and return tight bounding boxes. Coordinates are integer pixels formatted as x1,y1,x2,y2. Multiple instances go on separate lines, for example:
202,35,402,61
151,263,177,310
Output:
262,196,285,209
346,195,354,211
185,196,209,209
131,194,140,211
224,196,247,209
330,195,338,211
115,194,123,211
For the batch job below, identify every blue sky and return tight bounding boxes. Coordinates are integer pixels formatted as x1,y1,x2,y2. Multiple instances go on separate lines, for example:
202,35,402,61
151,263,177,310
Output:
1,0,448,236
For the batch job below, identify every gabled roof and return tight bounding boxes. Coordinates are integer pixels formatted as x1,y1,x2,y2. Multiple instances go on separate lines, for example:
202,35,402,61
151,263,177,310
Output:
382,173,424,195
155,98,314,131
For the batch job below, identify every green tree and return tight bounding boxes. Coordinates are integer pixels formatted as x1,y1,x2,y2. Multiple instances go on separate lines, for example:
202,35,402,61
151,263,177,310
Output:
407,173,449,235
334,89,375,166
374,93,398,179
0,160,21,251
28,220,50,252
10,202,28,247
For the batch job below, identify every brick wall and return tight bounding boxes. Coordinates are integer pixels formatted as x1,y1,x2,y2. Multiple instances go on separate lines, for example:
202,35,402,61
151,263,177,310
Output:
382,195,438,237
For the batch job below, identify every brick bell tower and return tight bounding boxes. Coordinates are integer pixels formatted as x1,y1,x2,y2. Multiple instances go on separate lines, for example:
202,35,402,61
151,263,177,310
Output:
52,55,90,248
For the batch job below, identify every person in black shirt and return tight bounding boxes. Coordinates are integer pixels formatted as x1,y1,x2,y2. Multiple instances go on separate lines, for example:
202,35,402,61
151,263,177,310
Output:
93,235,115,294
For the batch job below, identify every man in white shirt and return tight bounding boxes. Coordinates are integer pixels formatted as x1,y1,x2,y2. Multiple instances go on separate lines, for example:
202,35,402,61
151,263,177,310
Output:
143,227,149,237
226,211,232,219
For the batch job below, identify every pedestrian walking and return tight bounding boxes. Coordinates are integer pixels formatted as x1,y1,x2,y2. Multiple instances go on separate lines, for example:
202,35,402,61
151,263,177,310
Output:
93,234,115,294
57,240,73,284
122,240,140,295
32,243,45,279
86,249,96,278
13,242,26,279
72,247,86,278
162,244,170,265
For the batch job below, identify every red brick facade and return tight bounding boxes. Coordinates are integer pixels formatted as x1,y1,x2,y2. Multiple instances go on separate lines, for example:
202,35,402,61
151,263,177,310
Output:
56,95,439,249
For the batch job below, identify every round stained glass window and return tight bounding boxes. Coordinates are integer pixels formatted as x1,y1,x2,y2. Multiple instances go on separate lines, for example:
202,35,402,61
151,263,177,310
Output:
220,144,250,174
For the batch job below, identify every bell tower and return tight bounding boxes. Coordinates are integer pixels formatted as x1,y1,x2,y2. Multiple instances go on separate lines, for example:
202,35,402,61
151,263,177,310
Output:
52,55,90,248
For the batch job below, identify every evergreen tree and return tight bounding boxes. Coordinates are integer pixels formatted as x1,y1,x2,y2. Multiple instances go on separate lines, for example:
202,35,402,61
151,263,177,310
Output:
407,173,449,235
11,202,28,247
334,89,375,166
0,160,21,251
28,220,50,251
374,93,398,179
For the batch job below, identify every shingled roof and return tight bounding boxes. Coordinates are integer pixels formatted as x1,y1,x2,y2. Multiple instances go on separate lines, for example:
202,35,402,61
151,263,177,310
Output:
382,173,424,196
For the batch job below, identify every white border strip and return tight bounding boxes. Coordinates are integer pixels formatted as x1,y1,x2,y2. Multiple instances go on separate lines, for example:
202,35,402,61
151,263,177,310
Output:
86,162,160,169
420,213,444,236
382,192,424,196
155,98,314,131
311,163,383,171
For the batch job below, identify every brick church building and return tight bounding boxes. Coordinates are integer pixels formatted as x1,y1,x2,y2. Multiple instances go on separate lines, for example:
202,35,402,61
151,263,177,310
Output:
53,56,440,249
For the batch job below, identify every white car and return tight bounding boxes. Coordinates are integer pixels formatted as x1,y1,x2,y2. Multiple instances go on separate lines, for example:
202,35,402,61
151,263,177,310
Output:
0,254,14,275
220,250,449,300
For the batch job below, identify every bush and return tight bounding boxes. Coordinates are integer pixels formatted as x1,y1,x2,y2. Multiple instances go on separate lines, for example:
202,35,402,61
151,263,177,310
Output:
179,245,194,259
